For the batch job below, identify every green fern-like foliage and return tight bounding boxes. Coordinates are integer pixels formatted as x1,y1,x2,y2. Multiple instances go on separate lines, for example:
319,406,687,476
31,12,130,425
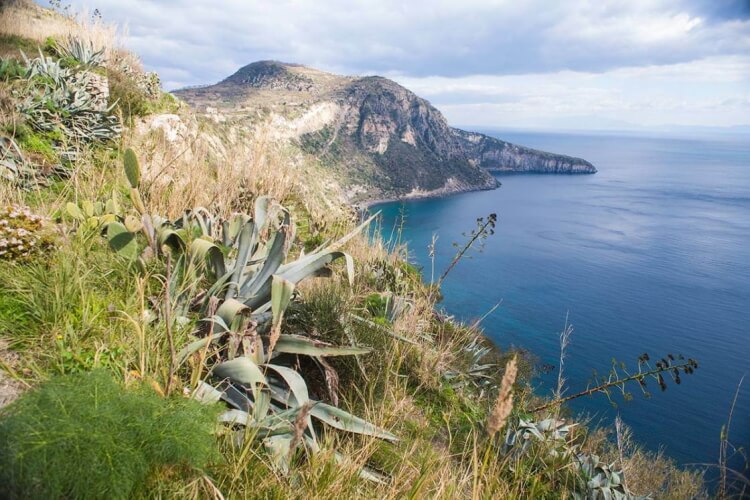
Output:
0,370,221,499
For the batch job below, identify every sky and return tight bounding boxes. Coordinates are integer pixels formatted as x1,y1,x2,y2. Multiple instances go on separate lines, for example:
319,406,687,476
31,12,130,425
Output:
47,0,750,131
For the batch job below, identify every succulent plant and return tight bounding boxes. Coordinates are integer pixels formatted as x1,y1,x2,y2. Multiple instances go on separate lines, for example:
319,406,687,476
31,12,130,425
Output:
503,417,578,459
573,454,640,500
500,417,644,499
51,36,106,68
87,149,390,479
0,136,36,186
16,51,120,145
444,335,497,391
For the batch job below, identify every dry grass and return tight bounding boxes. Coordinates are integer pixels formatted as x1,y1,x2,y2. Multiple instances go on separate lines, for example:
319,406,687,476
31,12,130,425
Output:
584,424,706,499
0,0,121,57
126,113,349,223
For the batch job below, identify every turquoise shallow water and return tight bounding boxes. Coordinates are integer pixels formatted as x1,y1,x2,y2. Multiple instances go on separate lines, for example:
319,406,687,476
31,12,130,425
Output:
375,130,750,475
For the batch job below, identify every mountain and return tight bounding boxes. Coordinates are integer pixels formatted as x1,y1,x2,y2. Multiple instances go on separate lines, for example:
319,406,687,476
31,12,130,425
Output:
174,61,596,203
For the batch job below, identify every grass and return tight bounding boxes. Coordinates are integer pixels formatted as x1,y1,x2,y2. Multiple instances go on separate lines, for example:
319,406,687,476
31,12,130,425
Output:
0,370,220,499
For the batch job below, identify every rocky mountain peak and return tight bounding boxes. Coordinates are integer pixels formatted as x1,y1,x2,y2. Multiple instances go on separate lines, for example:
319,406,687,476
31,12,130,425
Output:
221,60,314,91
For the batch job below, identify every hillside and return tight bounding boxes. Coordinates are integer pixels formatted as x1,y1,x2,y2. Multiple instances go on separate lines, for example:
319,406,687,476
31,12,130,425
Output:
175,61,596,203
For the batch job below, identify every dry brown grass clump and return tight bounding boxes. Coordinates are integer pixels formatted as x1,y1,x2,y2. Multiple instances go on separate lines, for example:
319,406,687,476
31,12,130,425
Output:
127,113,349,223
0,0,120,57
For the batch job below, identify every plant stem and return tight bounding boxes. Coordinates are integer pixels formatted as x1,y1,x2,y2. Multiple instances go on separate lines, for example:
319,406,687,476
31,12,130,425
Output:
165,252,176,397
437,216,495,289
528,360,693,413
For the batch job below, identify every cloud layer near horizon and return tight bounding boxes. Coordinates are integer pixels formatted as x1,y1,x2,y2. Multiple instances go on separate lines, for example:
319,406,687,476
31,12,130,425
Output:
48,0,750,129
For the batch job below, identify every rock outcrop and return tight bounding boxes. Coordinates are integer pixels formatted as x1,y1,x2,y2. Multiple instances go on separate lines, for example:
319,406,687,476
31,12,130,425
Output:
174,61,596,203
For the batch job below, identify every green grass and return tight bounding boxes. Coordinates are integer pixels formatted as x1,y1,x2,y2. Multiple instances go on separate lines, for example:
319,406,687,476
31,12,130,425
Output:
14,127,58,162
0,34,42,58
0,370,221,499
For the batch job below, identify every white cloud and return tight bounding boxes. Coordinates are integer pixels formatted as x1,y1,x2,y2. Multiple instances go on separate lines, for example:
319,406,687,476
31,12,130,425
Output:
390,56,750,128
43,0,750,129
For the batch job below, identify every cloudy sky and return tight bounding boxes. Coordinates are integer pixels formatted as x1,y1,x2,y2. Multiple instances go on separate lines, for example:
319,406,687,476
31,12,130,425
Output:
48,0,750,130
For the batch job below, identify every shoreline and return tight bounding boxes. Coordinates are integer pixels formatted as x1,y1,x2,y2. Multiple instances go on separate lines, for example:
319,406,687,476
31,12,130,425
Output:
355,181,501,211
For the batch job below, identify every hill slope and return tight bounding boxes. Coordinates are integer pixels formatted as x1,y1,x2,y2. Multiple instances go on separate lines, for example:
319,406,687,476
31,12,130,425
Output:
174,61,596,203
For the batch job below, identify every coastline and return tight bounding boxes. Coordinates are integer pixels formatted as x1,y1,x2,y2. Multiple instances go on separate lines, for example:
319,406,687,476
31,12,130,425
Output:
355,179,501,211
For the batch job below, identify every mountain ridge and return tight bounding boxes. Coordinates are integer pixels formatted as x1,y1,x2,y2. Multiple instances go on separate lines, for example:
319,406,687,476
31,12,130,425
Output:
173,61,596,203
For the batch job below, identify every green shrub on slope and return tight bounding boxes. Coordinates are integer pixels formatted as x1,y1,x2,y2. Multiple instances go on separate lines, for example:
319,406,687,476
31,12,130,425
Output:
0,370,220,499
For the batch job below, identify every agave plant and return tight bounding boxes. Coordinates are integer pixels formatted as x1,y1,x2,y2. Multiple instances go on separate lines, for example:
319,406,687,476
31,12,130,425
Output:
16,51,120,144
503,417,578,460
573,454,639,500
93,149,392,477
0,136,36,185
444,335,497,392
52,36,106,68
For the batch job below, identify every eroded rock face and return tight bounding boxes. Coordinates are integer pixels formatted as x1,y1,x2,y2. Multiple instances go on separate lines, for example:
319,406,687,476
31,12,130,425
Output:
174,61,596,202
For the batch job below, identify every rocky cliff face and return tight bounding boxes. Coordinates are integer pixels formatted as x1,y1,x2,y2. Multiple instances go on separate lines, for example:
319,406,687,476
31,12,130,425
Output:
174,61,596,203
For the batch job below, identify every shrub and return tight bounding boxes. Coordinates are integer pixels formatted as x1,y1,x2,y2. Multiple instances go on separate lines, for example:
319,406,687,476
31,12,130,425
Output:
0,370,221,499
0,57,26,81
107,68,150,120
0,204,55,261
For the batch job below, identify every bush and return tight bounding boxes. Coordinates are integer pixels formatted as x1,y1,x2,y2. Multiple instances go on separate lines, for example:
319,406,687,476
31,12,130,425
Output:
0,370,221,499
0,205,55,261
107,68,150,120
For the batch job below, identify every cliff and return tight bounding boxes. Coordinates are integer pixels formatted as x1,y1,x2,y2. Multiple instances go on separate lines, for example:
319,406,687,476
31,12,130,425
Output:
174,61,596,203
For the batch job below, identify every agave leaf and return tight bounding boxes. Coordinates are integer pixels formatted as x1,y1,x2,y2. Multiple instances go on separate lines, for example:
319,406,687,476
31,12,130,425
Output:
176,331,224,365
310,402,397,441
220,382,253,411
216,298,250,331
253,386,272,421
263,434,293,475
225,221,256,301
106,222,138,260
212,356,267,388
271,276,295,331
123,148,140,188
156,225,185,252
277,250,346,286
224,214,250,246
190,238,226,277
192,381,223,404
273,334,371,357
263,364,309,407
240,211,291,304
254,196,271,232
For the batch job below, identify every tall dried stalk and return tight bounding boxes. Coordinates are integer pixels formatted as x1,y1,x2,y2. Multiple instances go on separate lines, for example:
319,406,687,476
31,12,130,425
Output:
487,355,517,438
555,313,573,401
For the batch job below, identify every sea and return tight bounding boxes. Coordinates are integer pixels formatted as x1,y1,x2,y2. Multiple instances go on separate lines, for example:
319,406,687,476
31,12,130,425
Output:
374,129,750,479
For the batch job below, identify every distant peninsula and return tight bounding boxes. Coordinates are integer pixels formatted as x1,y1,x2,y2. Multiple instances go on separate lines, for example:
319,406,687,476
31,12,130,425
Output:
174,61,596,203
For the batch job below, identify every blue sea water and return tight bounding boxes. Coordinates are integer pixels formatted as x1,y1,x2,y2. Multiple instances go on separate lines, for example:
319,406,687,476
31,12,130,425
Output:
375,130,750,475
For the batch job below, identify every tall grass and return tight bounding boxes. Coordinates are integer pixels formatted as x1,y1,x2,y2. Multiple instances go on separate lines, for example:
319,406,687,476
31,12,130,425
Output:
0,0,122,58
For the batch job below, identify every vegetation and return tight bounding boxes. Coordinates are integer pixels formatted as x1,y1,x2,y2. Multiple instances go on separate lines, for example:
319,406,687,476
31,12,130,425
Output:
0,1,731,498
0,370,220,499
